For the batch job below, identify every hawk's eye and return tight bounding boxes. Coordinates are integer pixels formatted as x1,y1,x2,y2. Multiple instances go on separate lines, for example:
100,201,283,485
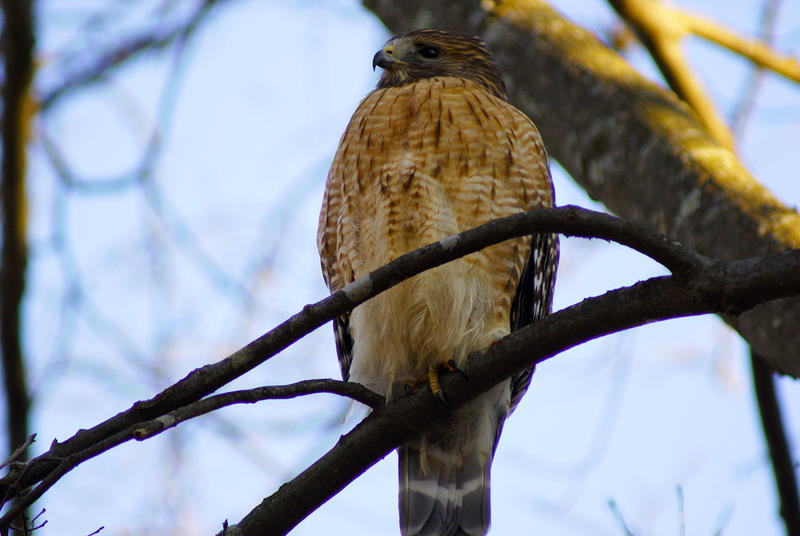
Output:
418,46,440,59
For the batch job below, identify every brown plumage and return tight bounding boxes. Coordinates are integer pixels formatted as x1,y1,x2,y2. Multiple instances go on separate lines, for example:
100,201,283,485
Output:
318,29,558,535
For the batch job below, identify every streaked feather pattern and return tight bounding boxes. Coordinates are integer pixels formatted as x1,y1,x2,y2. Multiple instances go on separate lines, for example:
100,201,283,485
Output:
317,30,557,536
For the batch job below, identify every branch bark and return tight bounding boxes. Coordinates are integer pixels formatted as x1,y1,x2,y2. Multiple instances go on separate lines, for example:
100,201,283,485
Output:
225,248,800,535
2,206,798,529
0,206,701,508
362,0,800,376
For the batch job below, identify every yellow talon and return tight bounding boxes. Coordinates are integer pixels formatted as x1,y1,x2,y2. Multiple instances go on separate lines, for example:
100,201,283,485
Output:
428,365,447,404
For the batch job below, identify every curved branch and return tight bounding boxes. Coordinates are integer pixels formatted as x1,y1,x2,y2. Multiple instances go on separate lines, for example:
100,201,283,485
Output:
0,206,749,518
225,249,800,535
0,380,382,526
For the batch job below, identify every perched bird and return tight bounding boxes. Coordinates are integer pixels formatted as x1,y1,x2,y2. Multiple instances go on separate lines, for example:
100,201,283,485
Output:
317,29,558,535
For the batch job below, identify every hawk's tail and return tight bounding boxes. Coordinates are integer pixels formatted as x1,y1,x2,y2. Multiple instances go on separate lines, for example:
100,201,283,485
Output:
398,390,508,536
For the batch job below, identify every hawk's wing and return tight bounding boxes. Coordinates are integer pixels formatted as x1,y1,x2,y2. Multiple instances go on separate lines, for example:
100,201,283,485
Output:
508,229,559,414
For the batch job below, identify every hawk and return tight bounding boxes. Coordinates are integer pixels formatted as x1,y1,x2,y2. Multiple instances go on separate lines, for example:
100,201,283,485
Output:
317,29,558,535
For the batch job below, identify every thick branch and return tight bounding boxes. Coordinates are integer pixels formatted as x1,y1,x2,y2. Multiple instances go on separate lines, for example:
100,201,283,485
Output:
225,250,800,535
0,206,702,504
363,0,800,376
0,205,798,527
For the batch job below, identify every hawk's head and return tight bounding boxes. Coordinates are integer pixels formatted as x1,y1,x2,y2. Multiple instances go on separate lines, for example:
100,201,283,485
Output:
373,29,507,100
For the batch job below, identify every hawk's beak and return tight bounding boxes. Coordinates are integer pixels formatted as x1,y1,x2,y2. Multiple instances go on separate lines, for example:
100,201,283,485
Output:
372,48,395,71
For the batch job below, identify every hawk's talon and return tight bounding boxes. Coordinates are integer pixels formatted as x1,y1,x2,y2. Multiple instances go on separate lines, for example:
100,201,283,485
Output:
428,365,448,405
446,359,469,380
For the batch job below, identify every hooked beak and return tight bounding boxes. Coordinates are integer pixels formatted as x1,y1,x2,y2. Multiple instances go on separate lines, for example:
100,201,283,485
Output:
372,48,395,71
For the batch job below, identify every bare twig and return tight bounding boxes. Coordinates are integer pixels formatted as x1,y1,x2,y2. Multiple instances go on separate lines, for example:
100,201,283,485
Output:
730,0,782,137
40,0,221,110
132,379,385,440
0,435,35,472
751,351,800,535
609,499,636,536
677,485,686,536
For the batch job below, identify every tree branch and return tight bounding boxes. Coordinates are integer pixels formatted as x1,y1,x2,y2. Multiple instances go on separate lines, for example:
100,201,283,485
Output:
0,381,381,529
132,379,384,441
363,0,800,376
751,351,800,535
1,204,795,526
678,6,800,83
0,206,702,507
225,248,800,535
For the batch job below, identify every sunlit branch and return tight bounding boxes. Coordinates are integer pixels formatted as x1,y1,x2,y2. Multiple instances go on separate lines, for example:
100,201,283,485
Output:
607,0,735,149
677,7,800,83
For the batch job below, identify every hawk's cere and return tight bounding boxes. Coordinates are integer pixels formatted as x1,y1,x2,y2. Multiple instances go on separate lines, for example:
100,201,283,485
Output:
317,29,558,535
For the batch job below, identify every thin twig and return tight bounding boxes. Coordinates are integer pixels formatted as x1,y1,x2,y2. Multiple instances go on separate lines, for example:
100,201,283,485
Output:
609,499,636,536
677,485,686,536
132,379,385,440
730,0,782,137
0,435,35,472
751,350,800,535
40,0,220,110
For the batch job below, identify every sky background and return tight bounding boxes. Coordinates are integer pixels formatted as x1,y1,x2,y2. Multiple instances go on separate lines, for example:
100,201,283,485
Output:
8,0,800,534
